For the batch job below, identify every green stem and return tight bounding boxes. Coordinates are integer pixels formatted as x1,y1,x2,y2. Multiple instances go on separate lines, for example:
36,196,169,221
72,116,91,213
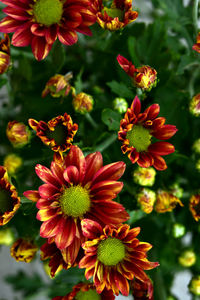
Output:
189,67,199,97
95,133,117,152
85,113,98,129
193,0,199,34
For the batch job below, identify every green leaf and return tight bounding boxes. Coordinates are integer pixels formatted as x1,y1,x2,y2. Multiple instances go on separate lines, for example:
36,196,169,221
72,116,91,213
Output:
106,80,133,98
74,68,84,94
177,54,200,75
127,210,146,225
101,108,121,131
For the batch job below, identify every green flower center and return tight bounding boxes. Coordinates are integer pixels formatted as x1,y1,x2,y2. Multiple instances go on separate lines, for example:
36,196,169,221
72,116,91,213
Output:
47,124,67,146
0,189,12,214
33,0,63,26
126,125,152,152
97,237,125,266
60,185,90,217
102,8,124,21
75,289,101,300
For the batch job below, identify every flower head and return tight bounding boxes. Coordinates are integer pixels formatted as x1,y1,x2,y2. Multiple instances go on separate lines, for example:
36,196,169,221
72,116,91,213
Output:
178,249,196,267
189,194,200,221
137,188,156,214
6,121,31,148
0,166,20,226
117,55,157,90
28,113,78,153
0,34,10,74
113,97,128,114
72,92,94,114
93,0,138,31
3,154,22,175
0,0,96,61
189,275,200,296
24,146,129,266
131,276,154,300
155,190,183,213
79,220,159,296
189,93,200,116
192,32,200,53
10,238,38,263
40,240,83,277
133,167,156,187
118,96,178,170
52,283,115,300
42,73,72,98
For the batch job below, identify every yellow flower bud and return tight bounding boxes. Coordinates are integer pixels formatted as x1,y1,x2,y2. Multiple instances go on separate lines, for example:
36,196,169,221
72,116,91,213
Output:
3,154,22,175
178,250,196,267
189,93,200,117
0,228,14,246
137,188,156,214
133,167,156,187
10,238,38,263
6,121,30,148
155,190,183,213
72,92,94,114
189,276,200,295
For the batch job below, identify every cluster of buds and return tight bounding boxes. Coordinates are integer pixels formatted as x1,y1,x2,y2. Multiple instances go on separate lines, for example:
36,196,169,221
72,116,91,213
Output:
42,72,73,98
189,93,200,117
0,34,10,74
92,0,138,31
6,121,30,148
137,188,156,214
117,55,157,91
133,167,156,187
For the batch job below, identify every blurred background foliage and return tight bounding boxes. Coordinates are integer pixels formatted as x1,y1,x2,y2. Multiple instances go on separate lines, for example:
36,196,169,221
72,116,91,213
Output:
1,0,200,299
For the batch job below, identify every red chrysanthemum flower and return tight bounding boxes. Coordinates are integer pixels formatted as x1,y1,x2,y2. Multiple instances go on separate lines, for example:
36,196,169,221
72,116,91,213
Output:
40,239,83,277
92,0,138,31
0,33,10,74
189,194,200,221
28,113,78,154
131,276,154,300
24,146,129,266
192,32,200,53
79,220,159,296
52,282,115,300
0,166,20,226
117,55,157,91
0,0,96,61
118,96,178,170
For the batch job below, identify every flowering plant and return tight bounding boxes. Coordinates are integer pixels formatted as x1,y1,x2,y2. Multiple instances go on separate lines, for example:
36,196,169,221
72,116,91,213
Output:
0,0,200,299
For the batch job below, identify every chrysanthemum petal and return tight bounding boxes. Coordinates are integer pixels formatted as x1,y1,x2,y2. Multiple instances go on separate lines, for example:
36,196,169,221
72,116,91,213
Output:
153,155,167,171
137,153,153,168
40,215,61,238
81,219,103,239
92,161,126,184
63,166,80,185
130,96,141,115
12,24,31,46
64,146,86,181
114,272,129,296
144,104,160,120
38,184,59,199
148,142,175,155
153,125,178,140
31,36,52,61
84,152,103,183
35,164,61,188
23,190,40,202
55,217,76,249
58,28,78,46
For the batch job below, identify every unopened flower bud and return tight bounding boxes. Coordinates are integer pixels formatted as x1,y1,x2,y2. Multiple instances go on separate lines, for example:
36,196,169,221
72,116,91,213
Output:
178,250,196,267
189,93,200,117
0,34,10,74
134,66,157,91
133,167,156,187
42,73,72,98
189,275,200,295
0,228,14,246
6,121,30,148
137,188,156,214
72,92,94,114
113,97,128,114
193,138,200,154
172,223,186,238
155,190,183,213
3,154,22,175
196,159,200,172
189,194,200,221
169,183,183,199
10,238,38,263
